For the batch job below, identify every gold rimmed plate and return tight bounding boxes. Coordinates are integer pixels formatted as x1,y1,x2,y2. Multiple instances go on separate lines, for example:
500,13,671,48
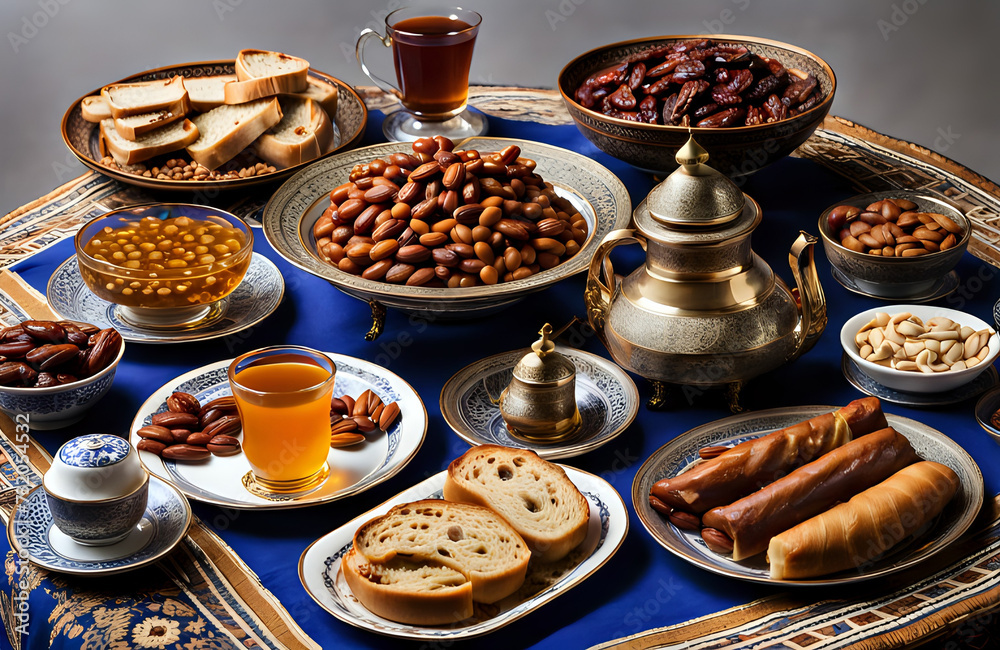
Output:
61,61,367,192
633,406,983,586
262,137,632,319
298,465,627,640
129,353,426,510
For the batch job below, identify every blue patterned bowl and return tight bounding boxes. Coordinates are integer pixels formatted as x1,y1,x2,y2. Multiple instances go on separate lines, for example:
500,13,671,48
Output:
0,338,124,430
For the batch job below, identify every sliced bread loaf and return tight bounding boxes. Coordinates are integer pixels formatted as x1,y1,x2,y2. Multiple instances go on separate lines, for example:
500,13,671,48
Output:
342,547,473,625
287,76,338,118
443,446,590,563
254,97,333,169
81,95,112,123
112,98,188,140
101,75,189,119
225,49,309,104
100,118,199,166
351,499,530,607
184,74,237,112
186,98,282,170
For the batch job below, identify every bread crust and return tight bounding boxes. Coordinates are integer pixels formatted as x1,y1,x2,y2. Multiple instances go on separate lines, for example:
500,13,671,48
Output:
81,95,111,123
443,445,590,563
100,118,199,166
767,461,960,579
254,98,333,169
112,97,189,140
101,75,190,119
341,547,474,625
225,49,309,104
186,98,282,170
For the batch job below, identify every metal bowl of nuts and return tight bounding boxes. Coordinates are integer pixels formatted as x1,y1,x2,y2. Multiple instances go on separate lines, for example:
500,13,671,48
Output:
558,35,835,176
262,136,631,324
73,204,253,330
841,306,999,394
819,191,970,299
0,320,125,429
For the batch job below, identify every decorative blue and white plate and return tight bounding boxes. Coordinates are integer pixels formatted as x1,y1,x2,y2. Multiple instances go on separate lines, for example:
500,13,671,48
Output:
633,407,983,586
46,252,284,344
842,353,999,407
6,477,191,576
440,345,639,459
299,466,627,641
0,289,30,327
130,353,427,510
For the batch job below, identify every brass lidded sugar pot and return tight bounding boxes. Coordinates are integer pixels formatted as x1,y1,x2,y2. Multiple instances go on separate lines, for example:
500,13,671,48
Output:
584,135,826,407
499,324,581,441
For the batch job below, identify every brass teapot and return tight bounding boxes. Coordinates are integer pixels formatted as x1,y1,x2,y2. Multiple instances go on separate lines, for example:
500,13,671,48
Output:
584,136,826,407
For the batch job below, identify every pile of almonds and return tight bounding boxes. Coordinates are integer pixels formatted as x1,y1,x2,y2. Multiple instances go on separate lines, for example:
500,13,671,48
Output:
100,156,277,181
329,389,401,448
854,312,994,373
137,392,241,460
827,198,963,257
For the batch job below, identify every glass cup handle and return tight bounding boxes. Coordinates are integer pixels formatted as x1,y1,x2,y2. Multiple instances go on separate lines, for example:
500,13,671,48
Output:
356,29,401,99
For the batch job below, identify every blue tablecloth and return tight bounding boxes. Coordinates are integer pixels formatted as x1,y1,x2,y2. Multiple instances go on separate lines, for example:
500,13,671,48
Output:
7,109,1000,649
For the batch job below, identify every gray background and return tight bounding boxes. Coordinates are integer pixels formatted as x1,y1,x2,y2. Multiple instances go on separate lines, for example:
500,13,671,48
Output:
1,0,996,214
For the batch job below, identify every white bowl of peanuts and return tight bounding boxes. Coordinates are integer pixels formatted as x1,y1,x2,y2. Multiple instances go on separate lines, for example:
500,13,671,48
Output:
841,305,1000,393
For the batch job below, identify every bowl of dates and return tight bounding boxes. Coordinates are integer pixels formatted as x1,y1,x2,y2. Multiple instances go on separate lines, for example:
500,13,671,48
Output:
558,35,835,176
0,320,124,429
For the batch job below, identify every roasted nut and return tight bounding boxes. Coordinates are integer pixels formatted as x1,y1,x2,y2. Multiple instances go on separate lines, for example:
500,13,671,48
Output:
341,394,356,415
199,396,237,416
701,527,735,554
202,414,241,438
152,411,200,429
698,445,729,460
354,389,374,416
330,396,350,416
208,437,241,456
331,418,359,435
352,416,377,433
330,432,366,448
167,391,201,414
379,401,401,430
162,444,211,461
649,494,672,516
668,510,702,531
137,439,167,456
137,425,173,444
171,429,192,444
186,432,213,446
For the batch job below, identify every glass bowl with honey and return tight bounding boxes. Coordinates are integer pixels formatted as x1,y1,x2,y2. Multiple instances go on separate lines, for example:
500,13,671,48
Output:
74,204,253,329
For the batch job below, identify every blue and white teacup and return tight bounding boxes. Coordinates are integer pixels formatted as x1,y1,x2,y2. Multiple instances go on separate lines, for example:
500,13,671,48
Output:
42,434,148,546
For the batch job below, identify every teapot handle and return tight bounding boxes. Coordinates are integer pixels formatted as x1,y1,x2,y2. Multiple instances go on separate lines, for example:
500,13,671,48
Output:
788,230,827,360
585,229,645,335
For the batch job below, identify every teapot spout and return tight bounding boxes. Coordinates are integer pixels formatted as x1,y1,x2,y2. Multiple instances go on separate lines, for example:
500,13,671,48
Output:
788,231,827,359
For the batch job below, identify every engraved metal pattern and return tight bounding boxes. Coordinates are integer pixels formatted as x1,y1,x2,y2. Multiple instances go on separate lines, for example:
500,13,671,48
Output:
440,345,639,460
300,467,628,641
262,137,631,317
632,407,983,586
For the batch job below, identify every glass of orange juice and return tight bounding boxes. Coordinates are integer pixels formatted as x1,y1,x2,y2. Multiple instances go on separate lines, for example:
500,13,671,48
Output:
228,346,335,497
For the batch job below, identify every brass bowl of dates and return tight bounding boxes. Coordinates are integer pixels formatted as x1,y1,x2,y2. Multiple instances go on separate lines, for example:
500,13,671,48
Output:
558,35,835,176
818,191,970,299
263,136,631,319
0,320,124,430
74,204,253,329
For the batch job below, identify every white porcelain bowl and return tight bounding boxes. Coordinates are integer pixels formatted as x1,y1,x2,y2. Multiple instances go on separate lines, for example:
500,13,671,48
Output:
841,305,1000,394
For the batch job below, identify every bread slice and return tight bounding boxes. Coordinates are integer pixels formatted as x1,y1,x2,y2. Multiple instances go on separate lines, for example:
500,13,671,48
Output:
112,97,188,140
186,98,282,170
342,547,473,625
101,75,190,119
184,74,237,112
99,118,199,166
254,97,333,169
443,446,590,563
81,95,112,123
225,49,309,104
351,500,530,608
287,76,339,118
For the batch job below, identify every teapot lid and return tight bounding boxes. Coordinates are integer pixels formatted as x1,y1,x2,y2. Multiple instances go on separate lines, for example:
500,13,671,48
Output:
645,134,746,228
512,324,576,385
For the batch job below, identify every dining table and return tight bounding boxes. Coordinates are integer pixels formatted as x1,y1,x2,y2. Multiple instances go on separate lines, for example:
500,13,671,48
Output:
1,85,1000,650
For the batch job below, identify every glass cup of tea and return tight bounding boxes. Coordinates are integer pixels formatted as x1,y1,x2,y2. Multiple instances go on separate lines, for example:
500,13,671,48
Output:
356,6,487,141
228,346,335,498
